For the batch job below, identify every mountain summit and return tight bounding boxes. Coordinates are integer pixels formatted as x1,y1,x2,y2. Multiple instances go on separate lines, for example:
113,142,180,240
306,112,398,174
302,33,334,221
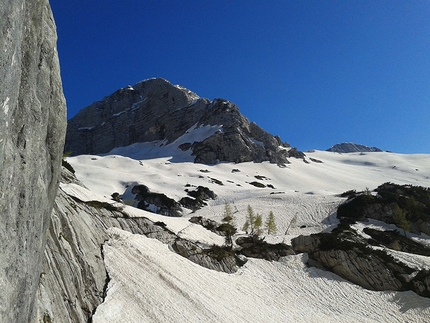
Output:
327,142,383,153
65,78,291,164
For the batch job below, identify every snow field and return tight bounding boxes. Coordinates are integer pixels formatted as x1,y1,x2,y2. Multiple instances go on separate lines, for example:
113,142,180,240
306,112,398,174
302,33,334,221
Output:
68,150,430,322
93,228,430,323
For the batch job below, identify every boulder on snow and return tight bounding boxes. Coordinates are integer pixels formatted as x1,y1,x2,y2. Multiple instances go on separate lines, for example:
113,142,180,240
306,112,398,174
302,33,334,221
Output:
132,184,183,217
180,186,217,211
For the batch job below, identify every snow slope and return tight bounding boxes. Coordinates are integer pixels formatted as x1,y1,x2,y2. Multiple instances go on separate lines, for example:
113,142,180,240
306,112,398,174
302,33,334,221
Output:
93,228,430,323
69,150,430,237
67,150,430,322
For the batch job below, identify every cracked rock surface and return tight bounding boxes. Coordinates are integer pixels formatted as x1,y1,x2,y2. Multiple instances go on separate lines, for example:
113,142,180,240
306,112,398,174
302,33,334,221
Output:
0,0,66,321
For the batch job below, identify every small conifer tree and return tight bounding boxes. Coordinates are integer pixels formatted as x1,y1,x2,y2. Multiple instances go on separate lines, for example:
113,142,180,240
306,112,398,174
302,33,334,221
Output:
220,202,236,247
393,204,410,236
254,213,263,236
265,211,277,235
243,205,256,234
223,202,234,225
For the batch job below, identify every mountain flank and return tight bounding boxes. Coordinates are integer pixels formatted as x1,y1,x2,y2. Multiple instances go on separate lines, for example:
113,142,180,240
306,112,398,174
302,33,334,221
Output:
65,78,292,164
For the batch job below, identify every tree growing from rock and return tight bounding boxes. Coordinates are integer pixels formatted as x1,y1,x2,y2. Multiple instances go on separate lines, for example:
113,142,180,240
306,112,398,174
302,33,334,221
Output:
393,204,410,236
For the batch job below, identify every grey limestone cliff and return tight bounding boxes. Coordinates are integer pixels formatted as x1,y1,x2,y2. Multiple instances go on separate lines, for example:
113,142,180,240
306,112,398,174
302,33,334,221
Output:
65,78,291,164
0,0,67,321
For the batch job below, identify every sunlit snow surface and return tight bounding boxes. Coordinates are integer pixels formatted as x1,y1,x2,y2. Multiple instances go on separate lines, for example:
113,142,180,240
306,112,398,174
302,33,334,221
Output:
93,228,430,323
67,150,430,322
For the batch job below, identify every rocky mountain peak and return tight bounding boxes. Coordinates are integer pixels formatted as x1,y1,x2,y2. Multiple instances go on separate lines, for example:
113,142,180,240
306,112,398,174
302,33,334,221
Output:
327,142,383,153
65,78,292,164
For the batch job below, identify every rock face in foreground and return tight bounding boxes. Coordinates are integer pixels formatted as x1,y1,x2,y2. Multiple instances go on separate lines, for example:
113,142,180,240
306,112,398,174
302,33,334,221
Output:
36,168,241,322
65,78,291,164
327,143,382,153
0,1,66,322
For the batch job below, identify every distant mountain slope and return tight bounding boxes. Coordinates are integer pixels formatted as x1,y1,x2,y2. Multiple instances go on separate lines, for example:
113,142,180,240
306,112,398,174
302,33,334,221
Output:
65,78,292,164
327,142,383,153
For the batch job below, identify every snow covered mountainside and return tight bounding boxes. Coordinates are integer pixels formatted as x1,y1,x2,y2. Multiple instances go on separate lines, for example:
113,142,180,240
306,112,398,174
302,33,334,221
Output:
44,78,430,323
38,147,430,323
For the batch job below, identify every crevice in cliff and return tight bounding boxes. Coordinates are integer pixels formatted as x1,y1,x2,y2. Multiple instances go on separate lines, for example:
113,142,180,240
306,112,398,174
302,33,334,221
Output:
87,242,110,323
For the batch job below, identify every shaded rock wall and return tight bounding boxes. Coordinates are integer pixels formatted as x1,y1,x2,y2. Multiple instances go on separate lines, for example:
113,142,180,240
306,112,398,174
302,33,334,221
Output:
65,78,203,155
0,0,66,321
65,78,290,164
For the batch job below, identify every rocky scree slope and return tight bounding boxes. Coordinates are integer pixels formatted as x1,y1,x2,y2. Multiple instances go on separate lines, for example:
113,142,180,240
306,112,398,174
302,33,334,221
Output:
0,1,66,322
65,78,291,164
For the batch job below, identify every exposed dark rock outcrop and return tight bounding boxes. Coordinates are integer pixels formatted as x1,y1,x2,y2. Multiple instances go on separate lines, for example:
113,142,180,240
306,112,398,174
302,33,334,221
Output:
236,235,295,261
338,183,430,235
129,183,217,216
172,240,240,274
327,143,383,153
180,186,217,211
189,216,221,231
292,227,430,297
65,78,293,164
292,183,430,298
364,228,430,256
0,1,67,321
189,216,230,236
132,184,183,217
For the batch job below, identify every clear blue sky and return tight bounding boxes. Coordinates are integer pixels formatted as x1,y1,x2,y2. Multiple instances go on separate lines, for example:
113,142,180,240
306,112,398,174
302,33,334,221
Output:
50,0,430,153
